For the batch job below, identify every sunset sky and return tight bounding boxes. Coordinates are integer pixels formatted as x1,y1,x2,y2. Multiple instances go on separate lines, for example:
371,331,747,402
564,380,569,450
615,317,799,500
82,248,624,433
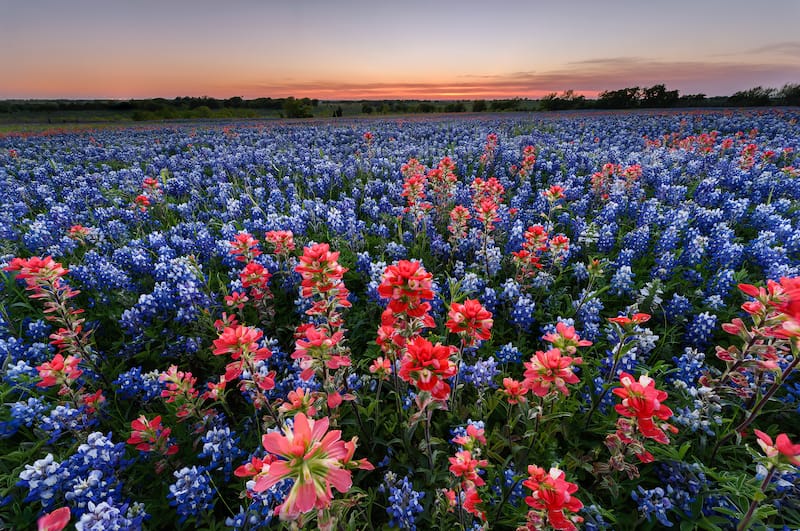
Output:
2,0,799,100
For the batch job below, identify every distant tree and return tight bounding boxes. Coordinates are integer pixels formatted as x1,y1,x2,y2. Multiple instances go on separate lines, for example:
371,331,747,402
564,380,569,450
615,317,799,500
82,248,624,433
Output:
361,103,374,114
489,99,521,111
728,86,776,107
417,102,437,113
471,100,487,112
641,84,679,108
283,97,313,118
226,96,244,108
597,87,641,109
333,106,343,117
444,102,466,112
539,90,588,111
779,83,800,106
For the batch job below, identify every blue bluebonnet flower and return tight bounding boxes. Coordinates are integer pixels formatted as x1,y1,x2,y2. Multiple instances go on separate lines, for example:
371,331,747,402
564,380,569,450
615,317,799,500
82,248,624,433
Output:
10,397,50,427
167,466,216,523
383,473,426,530
199,425,244,480
581,504,612,530
461,357,499,389
495,343,522,364
632,486,674,527
113,367,163,402
18,453,66,508
685,312,718,350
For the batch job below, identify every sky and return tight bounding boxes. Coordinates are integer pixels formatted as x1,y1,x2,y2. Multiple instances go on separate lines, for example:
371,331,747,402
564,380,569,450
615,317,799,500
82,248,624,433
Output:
1,0,799,100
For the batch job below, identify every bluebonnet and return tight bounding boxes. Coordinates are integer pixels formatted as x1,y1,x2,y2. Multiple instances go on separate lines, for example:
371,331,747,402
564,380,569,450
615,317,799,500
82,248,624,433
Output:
199,425,245,481
60,432,129,518
167,465,216,523
685,312,718,350
40,404,98,443
632,486,674,527
609,265,635,295
664,293,692,321
113,366,163,402
479,287,498,314
10,397,50,427
74,500,147,531
495,343,522,364
510,294,536,332
18,453,65,509
383,473,425,530
581,504,612,530
461,357,499,389
656,461,708,518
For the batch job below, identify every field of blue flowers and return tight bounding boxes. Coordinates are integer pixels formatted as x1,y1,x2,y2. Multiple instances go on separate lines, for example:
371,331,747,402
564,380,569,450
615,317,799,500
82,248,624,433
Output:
1,110,799,530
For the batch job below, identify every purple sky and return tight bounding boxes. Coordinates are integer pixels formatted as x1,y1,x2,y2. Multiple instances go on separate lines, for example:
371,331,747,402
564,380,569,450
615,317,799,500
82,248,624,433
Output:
1,0,799,99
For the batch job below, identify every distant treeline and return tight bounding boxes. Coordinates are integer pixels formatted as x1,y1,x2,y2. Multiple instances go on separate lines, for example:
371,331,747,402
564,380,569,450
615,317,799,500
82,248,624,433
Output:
537,84,800,111
0,84,798,121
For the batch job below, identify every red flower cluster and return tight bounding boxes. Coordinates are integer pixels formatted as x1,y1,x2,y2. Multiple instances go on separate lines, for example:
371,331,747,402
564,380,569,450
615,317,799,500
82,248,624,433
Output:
229,232,262,262
512,225,571,282
264,230,295,256
239,262,272,301
754,430,800,466
542,322,592,355
377,260,434,320
5,256,71,294
446,299,493,347
523,348,582,397
447,205,471,241
127,414,179,456
398,336,456,400
36,354,83,390
295,243,349,306
522,466,584,531
213,324,272,382
613,372,677,444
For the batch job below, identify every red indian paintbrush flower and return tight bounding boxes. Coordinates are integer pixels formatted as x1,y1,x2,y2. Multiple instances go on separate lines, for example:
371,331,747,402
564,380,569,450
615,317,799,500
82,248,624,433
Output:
754,430,800,466
542,321,592,355
378,260,434,318
253,413,372,521
37,507,70,531
448,450,488,487
446,299,493,346
612,372,677,444
264,230,295,255
36,354,82,389
295,243,348,299
398,335,457,400
127,414,179,456
523,348,582,397
229,233,262,262
522,465,584,531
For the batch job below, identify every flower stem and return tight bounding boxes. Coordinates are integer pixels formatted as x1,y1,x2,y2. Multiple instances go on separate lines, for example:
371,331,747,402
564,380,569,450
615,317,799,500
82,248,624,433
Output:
736,465,776,531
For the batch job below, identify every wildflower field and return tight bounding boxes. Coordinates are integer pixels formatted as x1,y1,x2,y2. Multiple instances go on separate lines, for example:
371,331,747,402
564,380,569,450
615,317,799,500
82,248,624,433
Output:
2,109,800,530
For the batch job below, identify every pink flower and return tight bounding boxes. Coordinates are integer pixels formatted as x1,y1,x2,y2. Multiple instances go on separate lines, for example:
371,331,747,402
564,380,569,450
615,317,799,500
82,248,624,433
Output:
38,507,70,531
36,354,82,389
523,466,584,531
254,413,371,521
523,348,582,397
612,372,677,444
446,299,493,346
228,233,262,262
448,450,488,487
398,336,457,400
126,415,179,456
542,322,592,355
264,230,296,255
501,377,528,404
369,356,392,379
754,430,800,466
